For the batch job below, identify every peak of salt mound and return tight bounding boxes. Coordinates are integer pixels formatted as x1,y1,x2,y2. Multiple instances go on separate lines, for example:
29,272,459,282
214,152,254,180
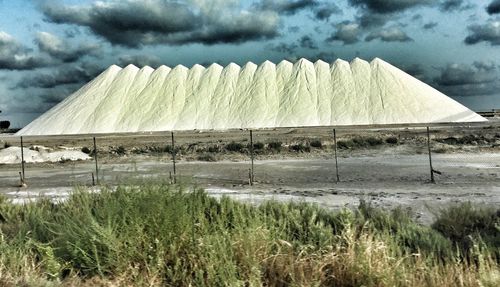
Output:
314,59,329,66
140,65,154,72
123,64,139,70
191,64,205,70
225,63,241,70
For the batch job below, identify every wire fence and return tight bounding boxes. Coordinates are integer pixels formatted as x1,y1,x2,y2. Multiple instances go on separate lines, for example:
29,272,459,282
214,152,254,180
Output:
1,122,499,190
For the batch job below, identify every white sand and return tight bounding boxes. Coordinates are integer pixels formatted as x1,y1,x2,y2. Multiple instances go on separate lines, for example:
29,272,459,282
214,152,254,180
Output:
0,147,91,164
17,58,486,135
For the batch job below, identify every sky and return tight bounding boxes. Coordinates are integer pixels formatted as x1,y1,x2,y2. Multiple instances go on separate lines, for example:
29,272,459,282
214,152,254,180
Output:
0,0,499,128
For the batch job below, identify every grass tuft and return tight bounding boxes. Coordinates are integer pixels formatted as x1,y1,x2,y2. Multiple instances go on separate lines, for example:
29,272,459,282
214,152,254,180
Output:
0,186,498,286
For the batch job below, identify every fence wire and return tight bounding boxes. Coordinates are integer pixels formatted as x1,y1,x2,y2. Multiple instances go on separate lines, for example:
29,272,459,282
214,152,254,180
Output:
1,122,499,190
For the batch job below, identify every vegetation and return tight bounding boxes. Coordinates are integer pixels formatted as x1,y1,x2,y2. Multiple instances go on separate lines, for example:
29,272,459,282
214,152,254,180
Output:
225,141,244,152
80,147,91,154
0,185,498,286
338,136,384,149
310,139,323,148
385,136,399,144
267,141,283,152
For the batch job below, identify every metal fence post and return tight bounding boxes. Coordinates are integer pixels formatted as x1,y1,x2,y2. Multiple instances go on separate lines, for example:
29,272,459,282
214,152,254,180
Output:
20,136,25,182
333,128,339,183
171,131,176,184
93,137,99,185
427,127,435,184
250,130,254,185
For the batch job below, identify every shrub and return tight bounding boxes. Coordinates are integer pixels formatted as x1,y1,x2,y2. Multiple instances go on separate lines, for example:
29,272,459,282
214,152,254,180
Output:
267,141,282,151
290,143,310,152
366,137,383,146
337,140,354,149
208,145,222,153
432,202,500,258
385,137,398,144
251,142,264,150
111,146,126,155
81,147,91,154
310,139,322,148
3,142,11,149
226,141,244,152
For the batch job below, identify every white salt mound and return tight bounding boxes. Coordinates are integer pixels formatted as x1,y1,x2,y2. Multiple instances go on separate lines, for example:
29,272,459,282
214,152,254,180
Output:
0,147,91,164
17,58,486,136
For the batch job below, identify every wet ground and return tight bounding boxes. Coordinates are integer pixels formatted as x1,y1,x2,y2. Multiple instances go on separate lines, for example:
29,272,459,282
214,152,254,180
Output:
1,149,498,224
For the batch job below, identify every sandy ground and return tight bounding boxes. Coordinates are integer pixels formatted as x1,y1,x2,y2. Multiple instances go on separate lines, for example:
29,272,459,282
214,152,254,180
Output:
0,121,499,225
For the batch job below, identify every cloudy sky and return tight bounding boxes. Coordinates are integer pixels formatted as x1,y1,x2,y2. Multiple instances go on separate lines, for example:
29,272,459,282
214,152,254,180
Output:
1,0,499,128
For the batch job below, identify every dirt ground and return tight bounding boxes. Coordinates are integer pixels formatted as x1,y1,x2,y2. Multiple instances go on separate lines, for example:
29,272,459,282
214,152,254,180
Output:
1,121,499,224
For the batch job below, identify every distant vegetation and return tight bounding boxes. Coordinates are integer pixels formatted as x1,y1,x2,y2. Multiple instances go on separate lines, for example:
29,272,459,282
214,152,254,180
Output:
0,121,10,130
0,184,498,286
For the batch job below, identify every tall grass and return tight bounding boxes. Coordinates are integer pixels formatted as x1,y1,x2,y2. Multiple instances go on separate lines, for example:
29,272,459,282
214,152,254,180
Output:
0,185,498,286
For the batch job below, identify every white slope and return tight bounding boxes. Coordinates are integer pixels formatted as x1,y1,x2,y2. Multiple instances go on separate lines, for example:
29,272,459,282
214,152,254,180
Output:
125,65,172,132
19,65,122,135
18,58,486,135
82,64,140,133
113,66,155,133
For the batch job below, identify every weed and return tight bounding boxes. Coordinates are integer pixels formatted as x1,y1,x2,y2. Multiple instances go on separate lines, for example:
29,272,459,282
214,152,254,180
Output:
226,141,244,152
111,146,126,155
290,143,310,152
267,141,282,152
310,139,322,148
385,136,398,144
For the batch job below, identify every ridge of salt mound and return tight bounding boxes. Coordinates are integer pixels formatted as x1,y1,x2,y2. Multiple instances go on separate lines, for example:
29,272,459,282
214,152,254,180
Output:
17,58,487,135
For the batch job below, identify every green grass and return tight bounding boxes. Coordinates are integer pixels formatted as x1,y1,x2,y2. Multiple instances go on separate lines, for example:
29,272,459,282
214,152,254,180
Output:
0,185,498,286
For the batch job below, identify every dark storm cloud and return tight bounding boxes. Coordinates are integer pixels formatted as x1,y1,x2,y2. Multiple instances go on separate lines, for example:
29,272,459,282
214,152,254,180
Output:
365,26,413,42
349,0,437,28
423,22,438,29
311,51,337,62
439,0,471,12
487,0,500,14
16,63,103,89
35,32,101,63
0,31,47,70
256,0,319,15
357,13,393,28
313,3,342,21
348,0,434,14
434,61,500,97
464,20,500,45
299,35,318,49
411,14,423,21
435,62,498,86
41,0,280,47
269,42,298,54
118,54,162,68
401,63,430,82
326,21,361,45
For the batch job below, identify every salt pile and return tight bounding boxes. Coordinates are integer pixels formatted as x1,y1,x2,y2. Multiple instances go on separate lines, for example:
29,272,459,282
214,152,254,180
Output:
17,58,486,135
0,147,91,164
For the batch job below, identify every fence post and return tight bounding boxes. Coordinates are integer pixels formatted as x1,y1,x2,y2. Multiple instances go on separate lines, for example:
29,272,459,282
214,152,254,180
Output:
427,127,435,184
171,131,176,184
93,137,99,185
20,136,25,182
250,130,254,185
333,128,339,183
